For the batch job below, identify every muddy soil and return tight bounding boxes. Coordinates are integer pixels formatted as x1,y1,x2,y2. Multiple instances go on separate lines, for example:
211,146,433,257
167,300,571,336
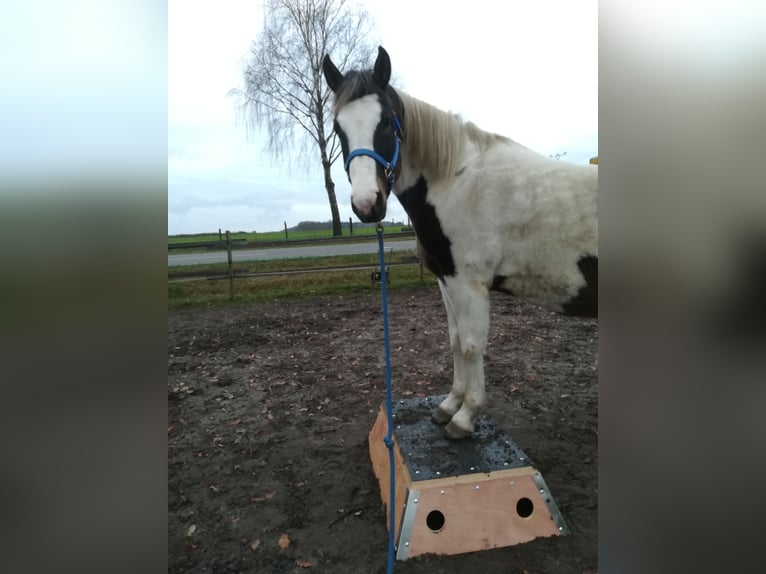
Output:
168,285,597,573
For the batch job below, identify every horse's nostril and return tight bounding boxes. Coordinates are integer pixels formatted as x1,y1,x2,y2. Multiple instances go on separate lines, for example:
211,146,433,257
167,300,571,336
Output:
351,182,387,223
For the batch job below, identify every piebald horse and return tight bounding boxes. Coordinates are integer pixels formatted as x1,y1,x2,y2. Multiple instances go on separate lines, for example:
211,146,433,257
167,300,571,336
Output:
323,47,597,439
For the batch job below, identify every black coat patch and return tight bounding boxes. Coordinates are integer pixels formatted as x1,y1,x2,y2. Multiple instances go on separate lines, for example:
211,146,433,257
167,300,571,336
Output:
397,176,456,278
490,275,515,295
333,120,350,165
562,255,598,318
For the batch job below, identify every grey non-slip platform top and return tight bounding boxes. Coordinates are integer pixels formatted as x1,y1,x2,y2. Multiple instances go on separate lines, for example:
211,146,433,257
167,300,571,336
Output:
389,395,533,481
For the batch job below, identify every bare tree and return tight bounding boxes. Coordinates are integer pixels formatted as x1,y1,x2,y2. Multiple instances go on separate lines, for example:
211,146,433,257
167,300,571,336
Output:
231,0,376,236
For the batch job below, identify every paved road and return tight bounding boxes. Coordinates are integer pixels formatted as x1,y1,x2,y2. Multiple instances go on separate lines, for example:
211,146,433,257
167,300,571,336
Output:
168,239,417,267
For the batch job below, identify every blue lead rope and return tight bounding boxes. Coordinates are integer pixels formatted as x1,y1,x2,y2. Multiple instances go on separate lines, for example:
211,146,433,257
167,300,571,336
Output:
376,225,396,574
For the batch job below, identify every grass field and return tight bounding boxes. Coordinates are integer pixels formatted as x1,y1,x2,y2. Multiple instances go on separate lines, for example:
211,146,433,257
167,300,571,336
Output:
167,251,437,309
168,224,409,245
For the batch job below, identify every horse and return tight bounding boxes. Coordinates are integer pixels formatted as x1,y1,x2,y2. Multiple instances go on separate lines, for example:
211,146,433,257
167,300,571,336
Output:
323,47,597,439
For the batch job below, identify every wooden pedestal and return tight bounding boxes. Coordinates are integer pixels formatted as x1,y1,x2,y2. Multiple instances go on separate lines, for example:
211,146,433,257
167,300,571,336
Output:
368,395,568,560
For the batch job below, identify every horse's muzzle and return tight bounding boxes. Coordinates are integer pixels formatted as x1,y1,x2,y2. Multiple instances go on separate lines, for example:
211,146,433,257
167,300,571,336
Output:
352,190,387,223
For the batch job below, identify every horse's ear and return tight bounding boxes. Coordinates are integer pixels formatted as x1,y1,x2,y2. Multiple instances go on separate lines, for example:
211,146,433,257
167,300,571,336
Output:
323,54,343,92
372,46,391,88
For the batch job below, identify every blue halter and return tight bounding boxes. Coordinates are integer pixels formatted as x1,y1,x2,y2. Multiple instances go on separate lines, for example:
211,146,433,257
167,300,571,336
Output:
344,116,402,190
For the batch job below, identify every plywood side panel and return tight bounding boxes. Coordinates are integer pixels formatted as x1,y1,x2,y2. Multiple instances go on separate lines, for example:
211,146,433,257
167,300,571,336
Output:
368,405,412,541
405,471,562,558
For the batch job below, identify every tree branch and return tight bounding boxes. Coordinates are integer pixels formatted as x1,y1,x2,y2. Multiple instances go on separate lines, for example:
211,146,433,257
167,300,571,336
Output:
231,0,380,232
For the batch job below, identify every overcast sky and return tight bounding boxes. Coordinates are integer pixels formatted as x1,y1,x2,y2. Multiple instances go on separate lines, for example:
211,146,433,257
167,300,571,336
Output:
168,0,598,235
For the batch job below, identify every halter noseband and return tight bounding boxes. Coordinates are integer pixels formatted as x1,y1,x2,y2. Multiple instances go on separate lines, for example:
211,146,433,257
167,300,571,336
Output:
343,116,402,190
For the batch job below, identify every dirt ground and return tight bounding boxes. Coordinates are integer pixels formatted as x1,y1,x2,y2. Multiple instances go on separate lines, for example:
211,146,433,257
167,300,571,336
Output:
168,285,598,573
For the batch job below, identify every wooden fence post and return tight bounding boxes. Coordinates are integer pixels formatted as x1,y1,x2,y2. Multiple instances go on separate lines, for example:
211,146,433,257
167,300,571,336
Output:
226,230,234,300
284,221,288,240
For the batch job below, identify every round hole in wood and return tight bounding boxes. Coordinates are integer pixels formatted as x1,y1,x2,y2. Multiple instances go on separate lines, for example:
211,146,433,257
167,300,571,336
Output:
516,497,534,518
426,510,445,532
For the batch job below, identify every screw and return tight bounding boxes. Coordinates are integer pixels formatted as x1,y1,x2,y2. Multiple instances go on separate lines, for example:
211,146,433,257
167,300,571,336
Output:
503,462,508,466
510,480,515,486
558,526,563,531
413,498,418,503
436,471,440,476
475,485,480,491
405,542,410,547
470,466,475,471
440,490,445,495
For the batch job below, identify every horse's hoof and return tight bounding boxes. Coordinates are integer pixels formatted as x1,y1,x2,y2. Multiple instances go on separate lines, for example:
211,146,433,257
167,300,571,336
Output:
431,407,452,425
444,421,473,440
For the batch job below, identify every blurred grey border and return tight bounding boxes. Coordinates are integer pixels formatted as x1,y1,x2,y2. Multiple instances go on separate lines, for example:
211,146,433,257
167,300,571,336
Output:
0,2,167,573
601,2,766,573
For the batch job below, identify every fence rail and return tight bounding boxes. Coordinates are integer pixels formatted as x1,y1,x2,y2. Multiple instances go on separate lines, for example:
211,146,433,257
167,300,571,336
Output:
168,229,423,300
168,261,421,283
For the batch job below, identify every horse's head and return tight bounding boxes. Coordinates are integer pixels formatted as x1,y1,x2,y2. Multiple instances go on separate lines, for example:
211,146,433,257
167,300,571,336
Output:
323,47,402,223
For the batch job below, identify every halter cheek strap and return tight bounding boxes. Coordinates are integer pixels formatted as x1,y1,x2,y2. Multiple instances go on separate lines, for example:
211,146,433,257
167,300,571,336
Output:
344,116,402,189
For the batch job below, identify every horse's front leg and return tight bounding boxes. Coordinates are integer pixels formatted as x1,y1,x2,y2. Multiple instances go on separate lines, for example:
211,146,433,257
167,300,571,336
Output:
431,280,466,424
435,278,491,439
